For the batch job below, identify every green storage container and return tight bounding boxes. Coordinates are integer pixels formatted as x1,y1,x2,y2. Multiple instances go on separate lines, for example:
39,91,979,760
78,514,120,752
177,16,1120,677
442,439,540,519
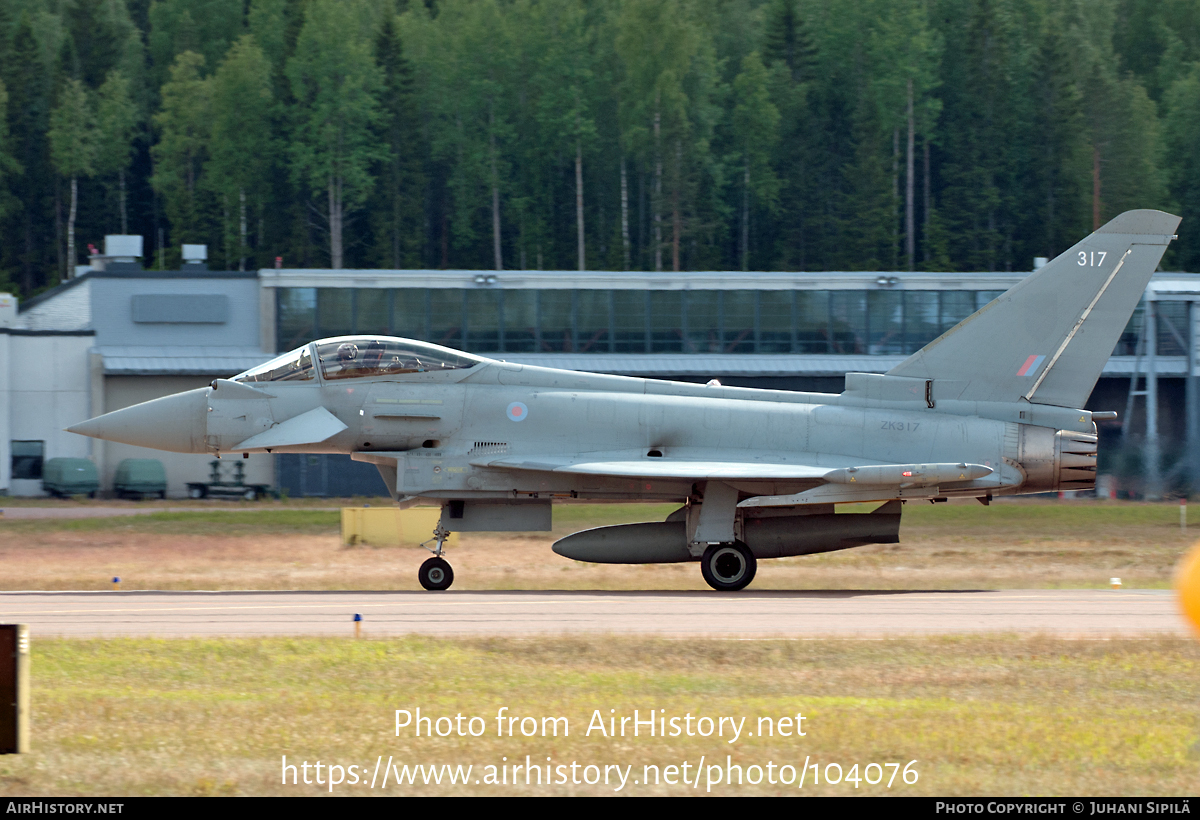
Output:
42,458,99,498
113,459,167,499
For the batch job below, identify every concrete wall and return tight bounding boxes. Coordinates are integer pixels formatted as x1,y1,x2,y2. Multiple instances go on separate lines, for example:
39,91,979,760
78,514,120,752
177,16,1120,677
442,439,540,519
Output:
99,375,273,498
91,277,260,348
0,332,95,496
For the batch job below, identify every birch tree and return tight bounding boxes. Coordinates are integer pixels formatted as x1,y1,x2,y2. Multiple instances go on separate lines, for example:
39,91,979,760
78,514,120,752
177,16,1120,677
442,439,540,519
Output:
525,0,596,271
869,0,941,270
151,52,211,251
616,0,715,271
48,78,95,280
94,70,139,234
287,0,383,269
730,52,780,271
208,35,274,271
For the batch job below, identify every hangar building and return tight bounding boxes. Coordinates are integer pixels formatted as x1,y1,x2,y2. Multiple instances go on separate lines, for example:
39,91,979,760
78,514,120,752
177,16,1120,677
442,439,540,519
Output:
2,240,1196,497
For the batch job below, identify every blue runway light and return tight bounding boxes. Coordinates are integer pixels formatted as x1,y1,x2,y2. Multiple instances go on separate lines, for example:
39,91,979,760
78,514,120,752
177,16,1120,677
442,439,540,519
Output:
353,613,363,639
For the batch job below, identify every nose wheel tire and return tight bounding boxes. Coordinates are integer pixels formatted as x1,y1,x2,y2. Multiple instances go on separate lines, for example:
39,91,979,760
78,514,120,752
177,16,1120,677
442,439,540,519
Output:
700,541,757,591
419,557,454,591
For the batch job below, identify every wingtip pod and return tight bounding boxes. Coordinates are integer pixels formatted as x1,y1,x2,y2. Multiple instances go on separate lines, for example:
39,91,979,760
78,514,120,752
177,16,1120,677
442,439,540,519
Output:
1095,208,1181,238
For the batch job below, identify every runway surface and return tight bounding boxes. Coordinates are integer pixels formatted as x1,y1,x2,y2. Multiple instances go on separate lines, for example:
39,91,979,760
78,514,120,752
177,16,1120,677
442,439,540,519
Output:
0,589,1190,638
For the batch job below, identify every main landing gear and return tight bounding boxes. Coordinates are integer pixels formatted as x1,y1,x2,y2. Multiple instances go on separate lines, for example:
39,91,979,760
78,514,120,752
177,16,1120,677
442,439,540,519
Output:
418,524,455,591
700,541,757,592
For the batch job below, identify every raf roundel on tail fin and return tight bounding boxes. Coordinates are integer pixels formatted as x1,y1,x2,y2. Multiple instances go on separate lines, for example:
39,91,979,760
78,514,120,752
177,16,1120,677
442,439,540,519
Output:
888,209,1181,409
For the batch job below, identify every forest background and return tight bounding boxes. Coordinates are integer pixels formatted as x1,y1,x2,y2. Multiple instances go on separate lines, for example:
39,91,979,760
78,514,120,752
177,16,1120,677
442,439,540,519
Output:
1,0,1199,298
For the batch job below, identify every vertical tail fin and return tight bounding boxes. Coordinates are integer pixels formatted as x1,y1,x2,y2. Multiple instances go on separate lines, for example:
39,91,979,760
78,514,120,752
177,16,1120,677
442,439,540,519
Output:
888,209,1181,408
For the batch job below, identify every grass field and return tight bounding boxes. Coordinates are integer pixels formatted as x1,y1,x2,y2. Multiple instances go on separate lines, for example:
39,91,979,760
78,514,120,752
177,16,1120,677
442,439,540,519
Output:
0,499,1194,591
0,635,1195,796
2,501,1197,797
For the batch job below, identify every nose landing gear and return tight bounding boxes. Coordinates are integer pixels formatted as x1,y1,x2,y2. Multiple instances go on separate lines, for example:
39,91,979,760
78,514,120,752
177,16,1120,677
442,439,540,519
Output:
418,524,455,591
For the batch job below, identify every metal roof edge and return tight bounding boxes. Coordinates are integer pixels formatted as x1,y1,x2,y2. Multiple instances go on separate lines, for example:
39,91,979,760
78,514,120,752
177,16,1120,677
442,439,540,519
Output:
16,272,94,313
92,270,257,280
0,328,96,337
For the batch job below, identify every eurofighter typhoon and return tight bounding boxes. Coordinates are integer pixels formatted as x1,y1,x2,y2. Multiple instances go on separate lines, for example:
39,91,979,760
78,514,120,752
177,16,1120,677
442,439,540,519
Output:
67,210,1180,591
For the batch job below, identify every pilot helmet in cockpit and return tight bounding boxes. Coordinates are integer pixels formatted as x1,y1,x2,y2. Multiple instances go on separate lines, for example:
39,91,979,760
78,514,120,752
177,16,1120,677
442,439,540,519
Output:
336,342,359,363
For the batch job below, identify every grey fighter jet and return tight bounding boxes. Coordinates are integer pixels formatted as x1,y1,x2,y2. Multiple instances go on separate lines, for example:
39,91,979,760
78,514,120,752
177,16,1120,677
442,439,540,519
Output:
68,210,1180,591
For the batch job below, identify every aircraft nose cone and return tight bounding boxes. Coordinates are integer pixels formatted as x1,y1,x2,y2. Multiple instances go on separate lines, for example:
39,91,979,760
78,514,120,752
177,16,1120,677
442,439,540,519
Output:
66,388,210,453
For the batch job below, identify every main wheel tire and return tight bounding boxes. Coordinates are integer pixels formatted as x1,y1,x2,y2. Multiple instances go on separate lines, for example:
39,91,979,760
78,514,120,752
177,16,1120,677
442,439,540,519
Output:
700,541,757,591
418,557,454,591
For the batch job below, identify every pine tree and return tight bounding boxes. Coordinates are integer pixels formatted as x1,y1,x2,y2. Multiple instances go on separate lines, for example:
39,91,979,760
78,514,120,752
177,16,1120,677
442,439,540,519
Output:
0,78,23,253
762,0,816,84
1161,65,1200,269
370,13,425,269
1029,26,1089,258
615,0,718,271
3,12,55,293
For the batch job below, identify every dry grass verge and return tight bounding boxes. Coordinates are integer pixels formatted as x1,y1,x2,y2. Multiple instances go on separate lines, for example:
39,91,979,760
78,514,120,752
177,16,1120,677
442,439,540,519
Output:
0,500,1193,591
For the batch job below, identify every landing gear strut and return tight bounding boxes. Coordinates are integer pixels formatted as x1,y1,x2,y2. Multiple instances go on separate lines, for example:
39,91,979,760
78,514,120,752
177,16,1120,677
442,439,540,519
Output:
700,541,757,591
418,525,455,591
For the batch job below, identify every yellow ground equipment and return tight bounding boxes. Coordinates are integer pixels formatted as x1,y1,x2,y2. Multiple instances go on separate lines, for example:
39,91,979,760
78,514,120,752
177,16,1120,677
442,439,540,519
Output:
340,506,459,548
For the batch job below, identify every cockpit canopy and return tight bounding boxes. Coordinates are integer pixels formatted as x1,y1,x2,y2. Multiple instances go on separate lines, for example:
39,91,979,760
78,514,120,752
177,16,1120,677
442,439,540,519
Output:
234,345,314,383
315,337,481,380
232,337,482,383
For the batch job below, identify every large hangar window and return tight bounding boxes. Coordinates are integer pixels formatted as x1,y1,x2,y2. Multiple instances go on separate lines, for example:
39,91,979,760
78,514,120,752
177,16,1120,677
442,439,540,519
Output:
275,286,1075,359
429,289,463,348
612,291,648,352
539,291,574,352
904,291,941,351
503,290,537,352
277,288,316,351
576,290,611,353
723,290,757,353
393,288,428,339
357,290,392,336
317,288,354,337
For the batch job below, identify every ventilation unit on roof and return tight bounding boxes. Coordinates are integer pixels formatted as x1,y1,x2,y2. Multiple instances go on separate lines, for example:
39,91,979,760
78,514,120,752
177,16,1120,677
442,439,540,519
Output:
84,235,145,273
182,244,208,263
104,235,143,260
